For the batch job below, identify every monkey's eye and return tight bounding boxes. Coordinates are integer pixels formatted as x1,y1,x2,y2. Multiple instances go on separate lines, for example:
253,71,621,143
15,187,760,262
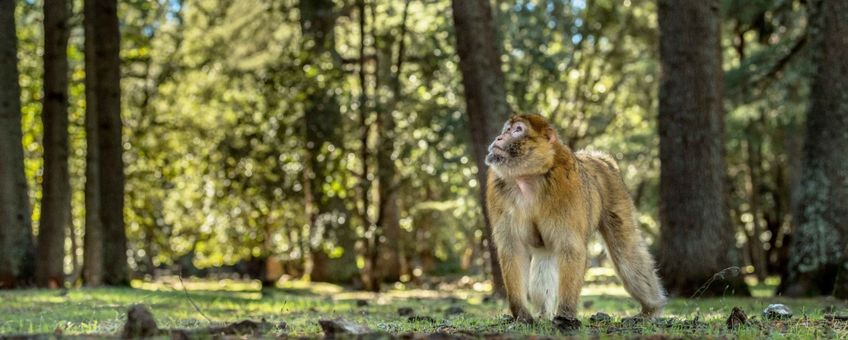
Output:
512,124,524,137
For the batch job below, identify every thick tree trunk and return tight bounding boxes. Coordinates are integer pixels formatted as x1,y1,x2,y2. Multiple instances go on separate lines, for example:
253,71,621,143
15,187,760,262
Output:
656,0,749,297
37,0,72,289
82,0,103,286
0,0,36,289
780,0,848,297
85,0,127,286
451,0,508,297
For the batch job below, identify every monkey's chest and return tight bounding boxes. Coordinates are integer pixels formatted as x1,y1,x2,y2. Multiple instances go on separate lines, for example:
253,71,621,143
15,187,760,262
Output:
509,213,549,249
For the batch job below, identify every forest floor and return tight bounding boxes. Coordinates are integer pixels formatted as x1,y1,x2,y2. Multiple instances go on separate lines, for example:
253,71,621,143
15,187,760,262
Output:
1,272,847,339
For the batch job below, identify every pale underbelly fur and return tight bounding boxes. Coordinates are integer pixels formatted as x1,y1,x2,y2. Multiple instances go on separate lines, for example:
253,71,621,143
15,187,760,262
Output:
528,247,559,320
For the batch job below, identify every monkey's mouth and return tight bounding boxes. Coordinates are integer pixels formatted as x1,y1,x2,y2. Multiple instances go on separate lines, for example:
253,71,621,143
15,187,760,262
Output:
486,146,509,165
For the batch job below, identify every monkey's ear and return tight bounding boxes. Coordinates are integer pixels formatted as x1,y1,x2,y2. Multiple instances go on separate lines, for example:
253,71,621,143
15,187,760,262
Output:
544,127,558,144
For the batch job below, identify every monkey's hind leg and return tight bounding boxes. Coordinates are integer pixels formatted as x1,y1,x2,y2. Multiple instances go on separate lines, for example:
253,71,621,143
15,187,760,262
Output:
599,207,667,317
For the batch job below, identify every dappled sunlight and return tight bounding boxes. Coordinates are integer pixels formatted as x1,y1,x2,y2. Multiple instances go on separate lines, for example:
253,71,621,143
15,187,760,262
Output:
132,276,262,293
2,0,846,338
1,278,845,337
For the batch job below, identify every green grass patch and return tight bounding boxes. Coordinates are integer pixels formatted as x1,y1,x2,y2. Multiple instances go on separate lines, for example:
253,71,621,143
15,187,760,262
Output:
0,277,846,338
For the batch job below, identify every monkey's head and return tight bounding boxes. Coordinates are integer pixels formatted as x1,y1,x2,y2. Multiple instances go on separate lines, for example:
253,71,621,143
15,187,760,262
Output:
485,114,559,178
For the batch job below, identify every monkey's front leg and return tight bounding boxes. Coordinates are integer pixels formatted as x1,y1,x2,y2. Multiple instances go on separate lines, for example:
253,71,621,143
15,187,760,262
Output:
497,237,533,323
555,241,588,318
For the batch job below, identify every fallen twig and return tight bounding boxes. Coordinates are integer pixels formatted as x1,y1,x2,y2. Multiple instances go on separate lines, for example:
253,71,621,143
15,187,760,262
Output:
178,271,213,323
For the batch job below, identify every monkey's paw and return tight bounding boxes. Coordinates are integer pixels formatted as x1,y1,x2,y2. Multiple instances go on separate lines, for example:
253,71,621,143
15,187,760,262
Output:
552,315,582,332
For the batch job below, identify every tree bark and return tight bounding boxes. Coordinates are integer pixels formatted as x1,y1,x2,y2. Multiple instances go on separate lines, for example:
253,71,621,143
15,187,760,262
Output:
450,0,508,297
656,0,749,297
82,0,103,287
85,0,127,286
298,0,358,284
37,0,72,289
368,0,412,288
0,0,36,289
780,0,848,297
744,122,768,281
355,0,375,291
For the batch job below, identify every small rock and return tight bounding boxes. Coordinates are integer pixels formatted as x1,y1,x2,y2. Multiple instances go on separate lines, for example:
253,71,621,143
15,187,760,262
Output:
726,306,748,329
122,304,159,339
589,312,611,324
122,304,159,338
582,300,594,309
408,315,437,323
277,321,288,330
552,315,581,332
445,306,465,316
319,318,372,337
398,307,415,316
763,304,792,320
356,299,369,307
212,320,265,335
621,316,648,327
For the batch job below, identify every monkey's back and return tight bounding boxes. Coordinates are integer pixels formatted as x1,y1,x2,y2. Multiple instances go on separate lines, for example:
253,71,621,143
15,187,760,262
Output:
573,149,635,226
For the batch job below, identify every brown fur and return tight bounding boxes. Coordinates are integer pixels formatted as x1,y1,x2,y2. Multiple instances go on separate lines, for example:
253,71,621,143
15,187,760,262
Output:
486,114,666,323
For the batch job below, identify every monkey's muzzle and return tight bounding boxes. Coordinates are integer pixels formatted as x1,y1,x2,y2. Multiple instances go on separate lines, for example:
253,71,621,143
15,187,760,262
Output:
486,145,508,165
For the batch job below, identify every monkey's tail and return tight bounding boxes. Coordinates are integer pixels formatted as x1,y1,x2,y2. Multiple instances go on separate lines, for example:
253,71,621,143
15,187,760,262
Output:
599,211,667,317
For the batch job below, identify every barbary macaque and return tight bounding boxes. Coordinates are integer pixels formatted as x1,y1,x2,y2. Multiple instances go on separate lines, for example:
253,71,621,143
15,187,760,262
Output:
485,114,666,323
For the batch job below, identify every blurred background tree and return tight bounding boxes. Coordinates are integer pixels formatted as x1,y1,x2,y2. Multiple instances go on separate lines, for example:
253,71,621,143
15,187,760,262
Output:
1,0,845,298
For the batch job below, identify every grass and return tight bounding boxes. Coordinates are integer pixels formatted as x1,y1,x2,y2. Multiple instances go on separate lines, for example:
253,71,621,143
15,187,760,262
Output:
0,273,846,338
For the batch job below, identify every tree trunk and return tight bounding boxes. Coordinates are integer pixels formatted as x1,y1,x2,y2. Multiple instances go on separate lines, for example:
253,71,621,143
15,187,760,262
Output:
37,0,72,289
355,0,373,291
656,0,749,297
744,122,768,281
450,0,508,297
0,0,36,289
82,0,103,287
370,0,411,287
780,0,848,297
298,0,358,284
85,0,127,286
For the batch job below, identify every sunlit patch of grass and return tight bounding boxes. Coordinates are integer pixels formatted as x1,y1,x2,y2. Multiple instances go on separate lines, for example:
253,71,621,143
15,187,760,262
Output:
132,277,262,292
745,276,782,298
1,277,846,338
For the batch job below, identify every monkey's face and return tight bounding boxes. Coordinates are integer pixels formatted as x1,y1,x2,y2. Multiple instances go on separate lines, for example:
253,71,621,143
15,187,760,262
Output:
485,115,558,177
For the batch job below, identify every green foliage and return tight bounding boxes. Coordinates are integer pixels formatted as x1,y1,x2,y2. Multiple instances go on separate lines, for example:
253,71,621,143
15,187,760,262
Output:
12,0,816,281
